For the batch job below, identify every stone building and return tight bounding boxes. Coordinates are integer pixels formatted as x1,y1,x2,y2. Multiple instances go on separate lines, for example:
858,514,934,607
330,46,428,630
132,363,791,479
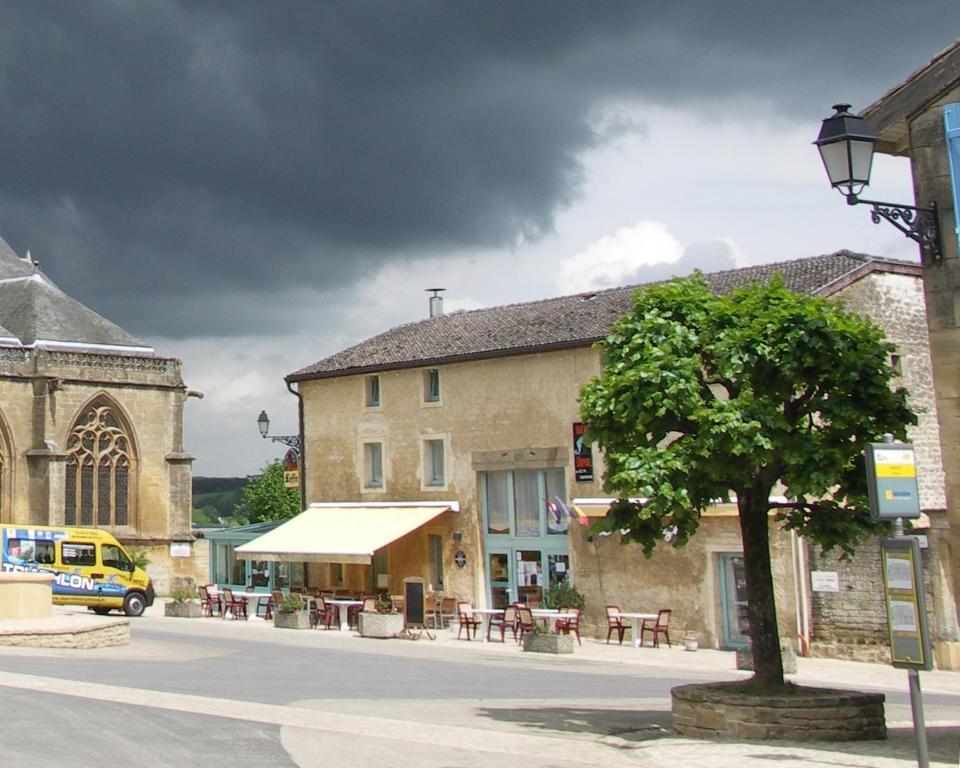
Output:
0,237,196,593
860,38,960,670
285,251,957,664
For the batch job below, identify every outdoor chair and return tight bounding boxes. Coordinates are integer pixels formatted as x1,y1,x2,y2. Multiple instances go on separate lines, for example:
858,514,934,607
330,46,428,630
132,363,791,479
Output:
438,596,457,628
456,602,481,640
311,596,335,629
555,606,582,646
605,605,626,644
515,605,536,642
641,608,672,648
488,604,518,643
198,584,221,618
222,587,247,620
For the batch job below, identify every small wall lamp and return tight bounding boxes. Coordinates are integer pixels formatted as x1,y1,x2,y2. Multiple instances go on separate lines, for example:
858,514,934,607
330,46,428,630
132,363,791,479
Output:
452,532,463,542
815,103,942,264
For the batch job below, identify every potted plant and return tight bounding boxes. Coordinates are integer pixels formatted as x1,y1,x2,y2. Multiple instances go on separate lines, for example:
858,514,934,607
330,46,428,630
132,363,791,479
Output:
682,632,700,652
164,585,202,618
359,595,403,638
273,594,311,629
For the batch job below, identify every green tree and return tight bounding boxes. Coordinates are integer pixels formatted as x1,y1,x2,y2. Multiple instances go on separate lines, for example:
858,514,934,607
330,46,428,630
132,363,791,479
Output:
579,273,915,688
233,462,300,524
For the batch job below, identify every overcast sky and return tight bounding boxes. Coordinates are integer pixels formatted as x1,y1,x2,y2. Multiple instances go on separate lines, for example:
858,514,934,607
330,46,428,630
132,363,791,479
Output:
0,3,956,476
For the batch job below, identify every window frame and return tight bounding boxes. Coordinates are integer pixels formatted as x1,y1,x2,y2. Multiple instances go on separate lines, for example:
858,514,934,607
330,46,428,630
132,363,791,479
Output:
362,441,385,491
423,368,441,404
423,437,446,489
365,375,381,408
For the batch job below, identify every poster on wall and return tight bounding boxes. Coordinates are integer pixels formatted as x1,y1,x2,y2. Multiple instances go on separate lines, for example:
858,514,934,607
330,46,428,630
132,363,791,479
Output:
572,422,594,482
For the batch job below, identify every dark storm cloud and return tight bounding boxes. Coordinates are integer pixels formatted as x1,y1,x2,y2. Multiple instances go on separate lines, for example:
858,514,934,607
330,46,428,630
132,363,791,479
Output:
0,1,955,337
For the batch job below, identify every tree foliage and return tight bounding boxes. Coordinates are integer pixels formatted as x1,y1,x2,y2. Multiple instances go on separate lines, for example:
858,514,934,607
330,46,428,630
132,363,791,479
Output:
233,462,300,524
580,273,915,686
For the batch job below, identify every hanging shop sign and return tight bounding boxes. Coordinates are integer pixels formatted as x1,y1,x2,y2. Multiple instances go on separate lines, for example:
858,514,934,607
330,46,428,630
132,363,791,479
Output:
283,449,300,489
572,422,594,482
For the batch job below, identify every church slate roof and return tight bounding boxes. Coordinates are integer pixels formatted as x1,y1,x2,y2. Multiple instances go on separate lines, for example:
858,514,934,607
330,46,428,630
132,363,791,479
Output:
288,250,919,382
0,237,151,352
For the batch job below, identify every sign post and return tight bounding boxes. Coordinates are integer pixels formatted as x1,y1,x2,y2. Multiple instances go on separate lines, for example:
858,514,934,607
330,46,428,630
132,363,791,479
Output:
867,435,929,768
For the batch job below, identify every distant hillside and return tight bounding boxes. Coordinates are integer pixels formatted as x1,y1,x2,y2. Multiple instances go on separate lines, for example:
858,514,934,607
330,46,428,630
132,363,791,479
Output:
192,476,249,524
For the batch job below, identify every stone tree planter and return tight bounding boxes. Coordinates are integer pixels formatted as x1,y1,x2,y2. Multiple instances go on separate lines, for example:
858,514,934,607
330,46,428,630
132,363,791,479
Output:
274,610,311,630
358,611,404,638
522,633,574,654
164,601,203,618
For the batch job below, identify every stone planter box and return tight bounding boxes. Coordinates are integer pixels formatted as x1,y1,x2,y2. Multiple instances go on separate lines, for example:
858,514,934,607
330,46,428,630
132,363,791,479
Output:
522,633,574,654
164,601,203,618
273,610,311,630
358,610,403,638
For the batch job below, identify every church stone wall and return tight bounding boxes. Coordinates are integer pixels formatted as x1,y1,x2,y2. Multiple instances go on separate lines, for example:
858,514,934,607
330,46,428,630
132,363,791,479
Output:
0,349,196,595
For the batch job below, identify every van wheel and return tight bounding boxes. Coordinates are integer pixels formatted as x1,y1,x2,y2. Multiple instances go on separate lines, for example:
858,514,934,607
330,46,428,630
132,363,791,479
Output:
92,608,112,615
123,592,147,617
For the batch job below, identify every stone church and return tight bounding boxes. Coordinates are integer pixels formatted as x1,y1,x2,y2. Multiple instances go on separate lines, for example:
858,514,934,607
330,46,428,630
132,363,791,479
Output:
0,236,195,593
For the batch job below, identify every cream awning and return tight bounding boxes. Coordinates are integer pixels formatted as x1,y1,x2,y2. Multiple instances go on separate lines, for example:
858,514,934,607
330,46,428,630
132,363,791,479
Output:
235,501,459,564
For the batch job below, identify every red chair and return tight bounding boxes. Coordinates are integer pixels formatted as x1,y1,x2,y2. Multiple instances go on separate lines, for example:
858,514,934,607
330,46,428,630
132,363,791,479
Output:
641,609,672,648
605,605,626,644
555,606,582,646
457,602,481,640
515,605,536,642
198,585,221,618
222,587,247,620
311,596,335,629
488,605,518,642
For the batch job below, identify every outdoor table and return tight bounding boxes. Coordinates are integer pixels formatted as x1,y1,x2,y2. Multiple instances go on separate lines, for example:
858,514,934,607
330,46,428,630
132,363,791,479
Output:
470,608,504,642
210,588,272,621
616,611,658,648
325,598,363,631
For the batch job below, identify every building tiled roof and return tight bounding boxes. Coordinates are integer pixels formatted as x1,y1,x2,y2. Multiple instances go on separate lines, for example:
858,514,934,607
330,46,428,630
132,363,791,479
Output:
288,250,919,381
0,236,151,352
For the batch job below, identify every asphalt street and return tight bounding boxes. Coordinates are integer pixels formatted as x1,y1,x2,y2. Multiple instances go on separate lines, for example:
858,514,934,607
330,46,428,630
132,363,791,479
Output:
0,608,956,767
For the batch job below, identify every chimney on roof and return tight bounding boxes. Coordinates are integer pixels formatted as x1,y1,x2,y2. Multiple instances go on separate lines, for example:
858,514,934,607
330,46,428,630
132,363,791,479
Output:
426,288,445,318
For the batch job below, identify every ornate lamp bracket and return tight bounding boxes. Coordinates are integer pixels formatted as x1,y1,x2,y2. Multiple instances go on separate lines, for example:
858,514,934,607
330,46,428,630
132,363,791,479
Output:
847,195,942,265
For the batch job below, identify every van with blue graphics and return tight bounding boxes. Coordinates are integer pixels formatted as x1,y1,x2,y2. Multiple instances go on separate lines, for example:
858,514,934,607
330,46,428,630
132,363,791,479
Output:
1,525,154,616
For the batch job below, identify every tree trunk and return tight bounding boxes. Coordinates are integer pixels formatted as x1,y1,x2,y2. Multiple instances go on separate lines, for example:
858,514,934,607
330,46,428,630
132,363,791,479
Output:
737,489,784,688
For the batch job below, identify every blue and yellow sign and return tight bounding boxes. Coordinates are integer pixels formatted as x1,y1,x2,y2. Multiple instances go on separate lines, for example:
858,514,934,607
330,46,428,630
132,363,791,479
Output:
865,442,921,520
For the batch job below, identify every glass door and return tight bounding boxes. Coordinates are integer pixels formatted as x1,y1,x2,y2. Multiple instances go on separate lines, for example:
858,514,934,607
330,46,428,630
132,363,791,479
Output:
719,553,750,648
488,551,512,608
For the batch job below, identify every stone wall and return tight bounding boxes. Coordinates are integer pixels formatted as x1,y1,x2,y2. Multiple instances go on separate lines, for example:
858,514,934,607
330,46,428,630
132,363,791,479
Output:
808,522,953,663
0,348,195,593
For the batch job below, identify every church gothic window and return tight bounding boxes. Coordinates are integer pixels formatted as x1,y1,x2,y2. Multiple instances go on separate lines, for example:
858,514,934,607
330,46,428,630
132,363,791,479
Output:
65,401,134,528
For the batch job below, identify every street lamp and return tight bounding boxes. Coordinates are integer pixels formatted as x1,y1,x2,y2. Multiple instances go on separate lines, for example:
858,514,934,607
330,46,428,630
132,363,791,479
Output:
815,103,942,264
256,410,301,452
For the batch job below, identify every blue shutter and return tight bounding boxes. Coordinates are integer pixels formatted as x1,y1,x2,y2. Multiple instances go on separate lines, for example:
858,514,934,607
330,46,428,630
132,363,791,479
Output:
945,103,960,242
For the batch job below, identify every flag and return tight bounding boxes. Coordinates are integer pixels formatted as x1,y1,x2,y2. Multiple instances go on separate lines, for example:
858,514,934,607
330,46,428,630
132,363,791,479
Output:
555,497,588,527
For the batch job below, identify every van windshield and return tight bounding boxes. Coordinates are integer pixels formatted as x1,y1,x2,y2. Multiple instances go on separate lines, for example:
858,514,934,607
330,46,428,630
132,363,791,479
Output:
102,544,133,571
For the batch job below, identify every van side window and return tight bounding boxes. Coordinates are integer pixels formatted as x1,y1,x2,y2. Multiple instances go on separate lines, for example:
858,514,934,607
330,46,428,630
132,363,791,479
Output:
35,541,55,564
5,538,37,562
61,542,96,566
101,544,131,571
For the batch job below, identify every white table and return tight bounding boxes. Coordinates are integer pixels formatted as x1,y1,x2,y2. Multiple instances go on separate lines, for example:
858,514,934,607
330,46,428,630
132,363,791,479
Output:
616,611,658,647
470,608,504,642
212,589,272,621
325,598,363,631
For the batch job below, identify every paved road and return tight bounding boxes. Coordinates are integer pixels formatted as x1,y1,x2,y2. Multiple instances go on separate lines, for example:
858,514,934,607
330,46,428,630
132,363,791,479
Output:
0,609,956,767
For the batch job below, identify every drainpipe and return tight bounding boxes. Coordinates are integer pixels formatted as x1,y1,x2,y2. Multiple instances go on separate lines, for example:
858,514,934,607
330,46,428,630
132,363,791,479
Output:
285,379,306,510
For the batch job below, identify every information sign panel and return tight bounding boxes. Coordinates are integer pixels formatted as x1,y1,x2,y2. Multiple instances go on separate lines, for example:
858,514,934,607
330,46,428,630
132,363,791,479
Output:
880,537,931,670
865,443,921,520
403,577,426,629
